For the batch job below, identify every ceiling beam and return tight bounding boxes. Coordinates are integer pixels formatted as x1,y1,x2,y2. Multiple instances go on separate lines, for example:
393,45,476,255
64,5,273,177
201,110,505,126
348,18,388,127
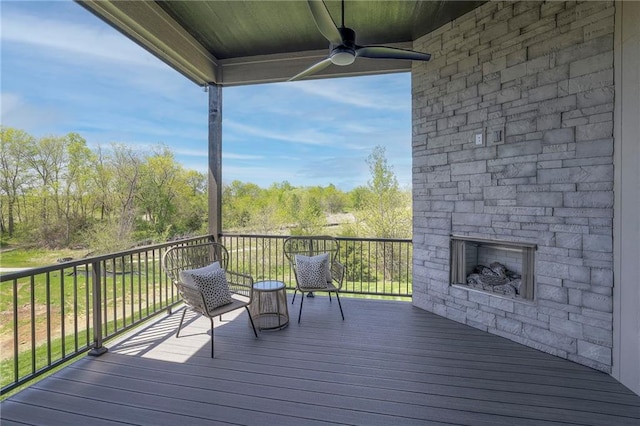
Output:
76,0,219,86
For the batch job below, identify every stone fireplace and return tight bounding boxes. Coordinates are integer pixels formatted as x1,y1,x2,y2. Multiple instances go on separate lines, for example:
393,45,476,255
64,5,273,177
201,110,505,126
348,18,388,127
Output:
450,235,536,300
411,0,615,375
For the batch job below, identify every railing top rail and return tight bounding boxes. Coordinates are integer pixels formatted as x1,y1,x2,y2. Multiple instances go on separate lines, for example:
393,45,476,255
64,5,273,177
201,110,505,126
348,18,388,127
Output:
2,233,412,282
220,233,411,244
335,236,412,244
0,235,214,282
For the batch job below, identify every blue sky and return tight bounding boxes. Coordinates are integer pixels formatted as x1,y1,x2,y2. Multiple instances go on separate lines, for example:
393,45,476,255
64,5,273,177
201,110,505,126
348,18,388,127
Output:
1,0,412,190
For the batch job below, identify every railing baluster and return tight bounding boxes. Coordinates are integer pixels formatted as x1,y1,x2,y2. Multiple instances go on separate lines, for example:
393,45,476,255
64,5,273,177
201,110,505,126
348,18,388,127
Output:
154,253,162,309
73,265,78,353
130,254,134,323
60,269,65,358
102,260,108,337
152,248,157,312
145,251,149,316
30,275,35,376
110,258,116,333
12,279,18,385
84,265,90,350
121,256,126,328
137,253,142,321
46,271,51,366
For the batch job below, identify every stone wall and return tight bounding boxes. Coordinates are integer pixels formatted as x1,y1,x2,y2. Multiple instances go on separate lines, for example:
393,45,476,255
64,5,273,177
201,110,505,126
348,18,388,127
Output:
411,1,615,372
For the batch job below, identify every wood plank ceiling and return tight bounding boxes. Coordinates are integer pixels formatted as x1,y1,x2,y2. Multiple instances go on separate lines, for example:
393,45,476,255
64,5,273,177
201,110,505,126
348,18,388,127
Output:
77,0,484,87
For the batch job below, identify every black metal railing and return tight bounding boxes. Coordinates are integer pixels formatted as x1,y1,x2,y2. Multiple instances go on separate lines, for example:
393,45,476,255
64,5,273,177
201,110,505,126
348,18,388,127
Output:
220,234,412,297
0,235,212,394
1,233,411,394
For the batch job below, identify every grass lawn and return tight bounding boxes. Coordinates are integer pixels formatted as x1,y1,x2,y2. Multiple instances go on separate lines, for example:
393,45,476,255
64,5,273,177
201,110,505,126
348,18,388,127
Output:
1,246,92,269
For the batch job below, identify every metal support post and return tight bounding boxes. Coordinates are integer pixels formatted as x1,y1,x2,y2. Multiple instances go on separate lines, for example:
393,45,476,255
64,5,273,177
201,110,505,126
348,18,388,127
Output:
89,261,108,356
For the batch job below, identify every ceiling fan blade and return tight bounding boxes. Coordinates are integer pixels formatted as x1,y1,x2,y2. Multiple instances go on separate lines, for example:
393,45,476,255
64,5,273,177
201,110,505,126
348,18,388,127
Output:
356,46,431,62
307,0,342,45
288,57,333,81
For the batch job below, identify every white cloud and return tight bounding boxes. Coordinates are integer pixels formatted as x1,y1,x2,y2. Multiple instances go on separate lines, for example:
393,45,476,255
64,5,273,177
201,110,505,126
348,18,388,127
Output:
224,119,335,146
222,165,302,186
223,152,264,160
178,160,208,175
0,8,164,70
0,93,22,114
283,76,410,111
171,147,208,157
0,92,65,131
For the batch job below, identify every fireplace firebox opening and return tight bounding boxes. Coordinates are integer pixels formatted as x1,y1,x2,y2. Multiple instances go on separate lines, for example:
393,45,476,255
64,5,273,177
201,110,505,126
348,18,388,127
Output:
450,235,536,300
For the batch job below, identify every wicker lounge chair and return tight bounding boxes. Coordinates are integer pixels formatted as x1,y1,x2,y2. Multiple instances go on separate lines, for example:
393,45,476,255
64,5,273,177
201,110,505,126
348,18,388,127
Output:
283,236,345,323
163,241,258,357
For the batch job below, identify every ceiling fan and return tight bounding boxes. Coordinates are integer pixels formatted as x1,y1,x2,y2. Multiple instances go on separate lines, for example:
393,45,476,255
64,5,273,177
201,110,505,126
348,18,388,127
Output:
289,0,432,81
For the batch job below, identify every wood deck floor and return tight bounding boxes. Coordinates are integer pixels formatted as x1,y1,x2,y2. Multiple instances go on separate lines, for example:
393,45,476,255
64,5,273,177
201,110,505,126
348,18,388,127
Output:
2,296,640,425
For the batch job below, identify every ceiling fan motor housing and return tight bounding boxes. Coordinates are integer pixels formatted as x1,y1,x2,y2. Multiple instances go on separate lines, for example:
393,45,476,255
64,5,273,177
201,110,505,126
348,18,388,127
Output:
330,46,356,65
330,27,356,65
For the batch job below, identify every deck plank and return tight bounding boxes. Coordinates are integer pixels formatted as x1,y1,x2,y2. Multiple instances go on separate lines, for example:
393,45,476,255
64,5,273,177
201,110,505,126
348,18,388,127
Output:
2,296,640,425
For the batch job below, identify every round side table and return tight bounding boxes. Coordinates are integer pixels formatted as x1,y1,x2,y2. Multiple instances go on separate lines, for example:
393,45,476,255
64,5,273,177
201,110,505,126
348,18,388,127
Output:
249,280,289,330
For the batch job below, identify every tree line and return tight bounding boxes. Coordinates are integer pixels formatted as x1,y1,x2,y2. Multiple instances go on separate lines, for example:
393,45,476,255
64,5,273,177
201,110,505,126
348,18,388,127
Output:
223,146,412,240
1,126,207,253
1,127,411,254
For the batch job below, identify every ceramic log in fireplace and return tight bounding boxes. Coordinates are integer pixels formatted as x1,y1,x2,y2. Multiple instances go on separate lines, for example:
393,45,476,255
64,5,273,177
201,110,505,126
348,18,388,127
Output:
450,235,536,300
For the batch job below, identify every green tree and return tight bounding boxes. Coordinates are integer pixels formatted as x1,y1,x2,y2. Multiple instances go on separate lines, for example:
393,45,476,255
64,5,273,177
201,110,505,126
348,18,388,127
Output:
356,146,412,280
0,127,33,236
22,135,67,246
185,169,206,197
358,146,411,239
19,133,97,247
222,180,262,230
179,169,207,234
287,189,326,235
321,183,347,214
61,133,95,244
137,146,181,236
349,185,369,211
90,145,114,221
1,131,211,251
108,143,143,250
